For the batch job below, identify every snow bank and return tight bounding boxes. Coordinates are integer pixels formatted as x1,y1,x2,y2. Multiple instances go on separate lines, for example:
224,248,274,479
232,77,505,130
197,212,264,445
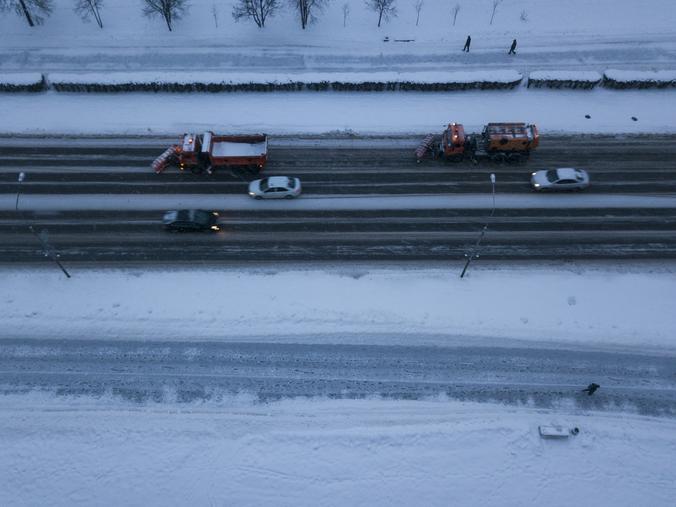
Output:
47,70,523,92
604,70,676,88
528,71,602,89
2,264,675,350
1,395,675,507
0,73,45,92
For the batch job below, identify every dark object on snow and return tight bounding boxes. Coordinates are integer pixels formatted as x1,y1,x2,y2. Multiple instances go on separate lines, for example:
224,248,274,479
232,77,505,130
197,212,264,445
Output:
581,383,600,396
571,427,580,435
508,39,517,55
463,35,471,52
585,114,591,119
631,116,638,121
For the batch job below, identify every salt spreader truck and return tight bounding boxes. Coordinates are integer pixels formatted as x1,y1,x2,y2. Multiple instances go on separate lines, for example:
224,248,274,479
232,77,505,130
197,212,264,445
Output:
153,132,268,174
416,122,539,163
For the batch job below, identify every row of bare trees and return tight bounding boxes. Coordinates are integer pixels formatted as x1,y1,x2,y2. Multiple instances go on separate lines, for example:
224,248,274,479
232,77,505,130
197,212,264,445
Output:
0,1,508,32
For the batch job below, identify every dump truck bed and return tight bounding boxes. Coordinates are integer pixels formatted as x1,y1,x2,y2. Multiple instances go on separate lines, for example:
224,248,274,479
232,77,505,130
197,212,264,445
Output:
212,140,267,157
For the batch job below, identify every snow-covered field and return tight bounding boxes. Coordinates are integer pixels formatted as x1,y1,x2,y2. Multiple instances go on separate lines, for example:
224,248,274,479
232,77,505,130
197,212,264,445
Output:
1,0,675,74
1,394,675,507
2,263,675,351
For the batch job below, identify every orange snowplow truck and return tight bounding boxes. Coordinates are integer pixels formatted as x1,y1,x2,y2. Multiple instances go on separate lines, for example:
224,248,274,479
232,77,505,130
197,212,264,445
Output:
153,132,268,174
416,122,539,163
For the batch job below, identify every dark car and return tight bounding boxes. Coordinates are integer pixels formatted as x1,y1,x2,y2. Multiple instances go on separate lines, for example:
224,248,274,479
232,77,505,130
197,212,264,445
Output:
162,210,219,232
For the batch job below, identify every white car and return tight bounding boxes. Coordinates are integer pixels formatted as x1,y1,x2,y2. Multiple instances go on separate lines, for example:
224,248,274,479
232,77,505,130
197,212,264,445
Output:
248,176,302,199
531,168,590,191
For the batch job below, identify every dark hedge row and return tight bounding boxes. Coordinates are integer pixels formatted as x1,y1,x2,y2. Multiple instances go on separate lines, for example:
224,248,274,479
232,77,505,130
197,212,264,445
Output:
602,75,676,89
10,73,676,93
0,77,47,92
399,79,522,90
48,78,522,93
50,81,306,93
527,78,600,89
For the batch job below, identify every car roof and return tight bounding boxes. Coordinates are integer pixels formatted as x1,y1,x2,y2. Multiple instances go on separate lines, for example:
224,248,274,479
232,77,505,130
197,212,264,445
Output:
265,176,292,187
555,168,581,179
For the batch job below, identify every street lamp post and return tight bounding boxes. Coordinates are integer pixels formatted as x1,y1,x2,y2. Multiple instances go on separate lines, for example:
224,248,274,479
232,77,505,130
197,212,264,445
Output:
15,172,25,212
460,173,496,278
15,171,71,279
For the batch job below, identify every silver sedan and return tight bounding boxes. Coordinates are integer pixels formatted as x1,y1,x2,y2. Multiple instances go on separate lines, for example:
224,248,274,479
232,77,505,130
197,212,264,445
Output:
531,168,590,191
248,176,302,199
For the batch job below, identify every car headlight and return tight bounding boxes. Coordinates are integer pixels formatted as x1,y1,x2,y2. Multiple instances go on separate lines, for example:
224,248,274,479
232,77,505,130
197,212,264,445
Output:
534,183,540,188
531,172,537,176
211,226,220,231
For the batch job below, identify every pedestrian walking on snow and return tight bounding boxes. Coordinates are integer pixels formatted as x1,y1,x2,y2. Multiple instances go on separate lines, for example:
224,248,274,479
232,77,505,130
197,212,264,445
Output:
581,383,600,396
463,35,471,52
508,39,517,55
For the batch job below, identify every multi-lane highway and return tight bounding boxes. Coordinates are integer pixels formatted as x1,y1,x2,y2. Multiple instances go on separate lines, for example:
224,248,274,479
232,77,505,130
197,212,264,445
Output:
1,135,676,262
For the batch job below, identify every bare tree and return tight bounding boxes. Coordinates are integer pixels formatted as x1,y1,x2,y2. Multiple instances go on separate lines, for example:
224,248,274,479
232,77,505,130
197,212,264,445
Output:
413,0,422,26
232,0,278,28
0,0,53,27
489,0,503,25
142,0,187,32
452,3,460,26
342,2,349,27
365,0,396,27
74,0,104,29
291,0,326,30
519,9,528,23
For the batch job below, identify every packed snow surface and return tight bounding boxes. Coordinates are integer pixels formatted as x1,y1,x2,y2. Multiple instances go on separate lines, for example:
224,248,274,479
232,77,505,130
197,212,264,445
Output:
1,395,675,507
2,264,675,350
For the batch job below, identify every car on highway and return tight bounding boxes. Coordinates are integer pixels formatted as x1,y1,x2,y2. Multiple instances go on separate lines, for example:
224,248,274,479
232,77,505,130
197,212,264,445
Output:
248,176,302,200
531,168,590,192
162,210,220,232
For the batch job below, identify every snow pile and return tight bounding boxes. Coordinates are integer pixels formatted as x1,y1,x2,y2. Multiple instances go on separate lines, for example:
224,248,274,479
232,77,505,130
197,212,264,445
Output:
0,73,45,92
1,395,675,507
528,71,602,89
47,70,524,92
2,264,675,349
604,70,676,88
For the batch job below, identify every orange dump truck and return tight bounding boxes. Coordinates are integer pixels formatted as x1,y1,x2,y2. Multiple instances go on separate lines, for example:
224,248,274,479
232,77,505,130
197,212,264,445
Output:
416,122,539,163
153,132,268,174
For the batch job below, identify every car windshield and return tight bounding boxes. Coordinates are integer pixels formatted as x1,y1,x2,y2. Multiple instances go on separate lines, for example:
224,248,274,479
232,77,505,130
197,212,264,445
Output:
259,178,270,191
546,170,559,183
287,178,296,188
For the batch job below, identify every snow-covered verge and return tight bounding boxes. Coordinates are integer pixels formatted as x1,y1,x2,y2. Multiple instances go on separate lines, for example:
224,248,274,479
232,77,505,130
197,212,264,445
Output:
1,394,675,507
527,71,602,89
604,70,676,89
0,72,45,92
2,263,675,351
1,87,673,135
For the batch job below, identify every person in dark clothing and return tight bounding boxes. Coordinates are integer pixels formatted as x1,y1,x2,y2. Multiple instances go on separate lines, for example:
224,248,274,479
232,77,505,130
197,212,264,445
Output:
581,383,600,396
463,35,471,52
508,39,517,55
